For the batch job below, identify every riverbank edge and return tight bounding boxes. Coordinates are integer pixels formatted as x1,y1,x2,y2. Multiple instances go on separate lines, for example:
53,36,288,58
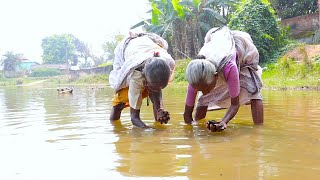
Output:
1,72,320,90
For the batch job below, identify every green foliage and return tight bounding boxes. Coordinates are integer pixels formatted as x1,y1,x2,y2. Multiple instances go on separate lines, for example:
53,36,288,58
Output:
262,56,320,88
101,33,125,61
269,0,318,19
41,34,92,66
31,68,62,77
229,0,282,64
72,74,109,84
98,61,113,67
151,2,162,25
131,0,237,59
42,34,75,64
1,51,23,71
0,77,46,86
174,59,191,82
172,0,185,18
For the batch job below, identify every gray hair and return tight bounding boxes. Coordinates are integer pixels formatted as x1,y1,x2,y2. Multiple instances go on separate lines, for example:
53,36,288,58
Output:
186,59,217,86
144,57,170,85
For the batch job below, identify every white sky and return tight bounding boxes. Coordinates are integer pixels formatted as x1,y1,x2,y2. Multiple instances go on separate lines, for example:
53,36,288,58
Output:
0,0,150,63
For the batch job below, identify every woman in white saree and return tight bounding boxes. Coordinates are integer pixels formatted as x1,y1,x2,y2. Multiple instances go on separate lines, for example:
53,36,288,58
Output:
109,32,175,128
183,26,264,132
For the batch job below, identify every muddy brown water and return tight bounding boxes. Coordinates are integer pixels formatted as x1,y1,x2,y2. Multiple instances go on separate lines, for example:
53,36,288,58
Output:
0,86,319,179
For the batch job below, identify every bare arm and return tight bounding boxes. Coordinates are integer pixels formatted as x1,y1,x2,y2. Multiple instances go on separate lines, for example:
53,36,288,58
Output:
209,57,240,131
149,90,170,124
149,90,163,119
207,96,240,132
221,96,240,124
183,84,198,124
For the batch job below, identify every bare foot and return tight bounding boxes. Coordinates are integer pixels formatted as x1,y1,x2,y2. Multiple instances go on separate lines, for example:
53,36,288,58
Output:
131,118,148,128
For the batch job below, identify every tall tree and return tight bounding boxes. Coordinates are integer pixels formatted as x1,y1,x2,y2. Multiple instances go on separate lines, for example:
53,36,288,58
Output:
41,34,75,64
1,51,23,78
41,34,94,66
102,33,125,61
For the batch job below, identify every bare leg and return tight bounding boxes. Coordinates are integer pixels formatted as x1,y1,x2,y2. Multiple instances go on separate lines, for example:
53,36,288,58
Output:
110,103,126,121
251,99,264,124
130,108,148,128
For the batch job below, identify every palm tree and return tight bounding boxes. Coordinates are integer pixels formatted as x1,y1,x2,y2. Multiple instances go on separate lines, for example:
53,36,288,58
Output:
1,51,23,78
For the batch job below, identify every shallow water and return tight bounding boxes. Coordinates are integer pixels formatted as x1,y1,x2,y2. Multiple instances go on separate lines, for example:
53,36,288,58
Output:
0,85,319,179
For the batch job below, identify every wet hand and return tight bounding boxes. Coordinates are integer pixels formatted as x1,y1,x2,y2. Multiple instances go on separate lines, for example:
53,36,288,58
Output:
157,109,170,124
206,120,227,132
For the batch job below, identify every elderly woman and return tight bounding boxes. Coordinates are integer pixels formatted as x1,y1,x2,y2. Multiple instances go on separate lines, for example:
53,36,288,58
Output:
183,26,264,132
109,32,175,128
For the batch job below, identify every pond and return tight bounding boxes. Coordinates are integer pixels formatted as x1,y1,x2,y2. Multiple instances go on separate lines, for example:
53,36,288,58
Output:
0,85,319,179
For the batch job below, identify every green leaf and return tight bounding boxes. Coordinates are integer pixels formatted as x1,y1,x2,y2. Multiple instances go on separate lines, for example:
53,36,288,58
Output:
172,0,185,18
193,0,201,7
202,8,227,24
151,3,162,25
179,1,194,8
130,20,150,29
199,22,212,32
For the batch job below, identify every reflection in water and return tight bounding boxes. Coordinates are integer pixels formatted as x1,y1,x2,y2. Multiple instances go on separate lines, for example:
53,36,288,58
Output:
0,86,320,179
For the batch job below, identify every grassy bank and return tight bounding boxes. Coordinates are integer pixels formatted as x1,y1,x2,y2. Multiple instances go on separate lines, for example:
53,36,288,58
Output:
43,74,109,86
0,74,109,87
173,51,320,90
1,43,320,89
0,76,47,86
262,57,320,89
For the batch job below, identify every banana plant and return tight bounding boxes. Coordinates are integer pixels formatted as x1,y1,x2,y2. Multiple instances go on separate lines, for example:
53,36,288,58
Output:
131,0,238,59
131,0,184,37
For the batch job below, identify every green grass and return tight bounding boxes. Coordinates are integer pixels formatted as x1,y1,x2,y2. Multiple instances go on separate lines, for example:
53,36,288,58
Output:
42,74,109,86
173,48,320,89
0,74,109,87
2,52,320,89
174,59,191,82
0,76,47,86
71,74,109,85
262,58,320,89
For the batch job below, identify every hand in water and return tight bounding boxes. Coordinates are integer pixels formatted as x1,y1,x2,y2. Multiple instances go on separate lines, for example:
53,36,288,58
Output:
157,109,170,124
206,120,227,132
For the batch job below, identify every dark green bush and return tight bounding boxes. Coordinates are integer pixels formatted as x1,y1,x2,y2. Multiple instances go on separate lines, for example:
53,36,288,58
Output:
31,68,62,77
229,0,283,64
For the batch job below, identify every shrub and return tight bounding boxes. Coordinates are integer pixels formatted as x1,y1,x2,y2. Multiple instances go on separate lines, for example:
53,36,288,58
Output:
174,59,191,82
31,68,62,77
229,0,283,64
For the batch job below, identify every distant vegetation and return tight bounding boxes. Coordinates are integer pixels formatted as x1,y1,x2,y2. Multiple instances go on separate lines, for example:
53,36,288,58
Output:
31,68,62,77
1,0,319,89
